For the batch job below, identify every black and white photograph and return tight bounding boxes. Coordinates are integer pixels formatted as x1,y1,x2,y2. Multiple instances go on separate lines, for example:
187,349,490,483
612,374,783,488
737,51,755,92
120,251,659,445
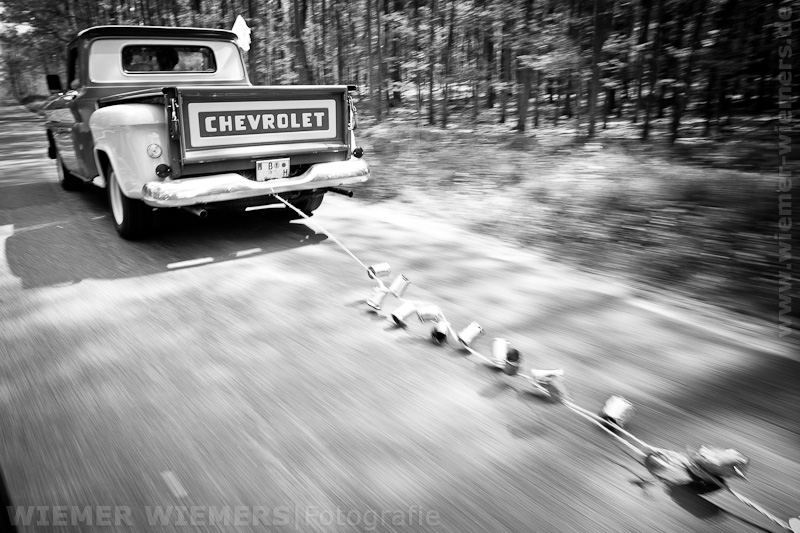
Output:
0,0,797,531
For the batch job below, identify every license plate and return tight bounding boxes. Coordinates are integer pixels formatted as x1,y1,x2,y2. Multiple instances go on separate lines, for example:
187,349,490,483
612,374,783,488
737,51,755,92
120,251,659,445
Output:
256,158,290,181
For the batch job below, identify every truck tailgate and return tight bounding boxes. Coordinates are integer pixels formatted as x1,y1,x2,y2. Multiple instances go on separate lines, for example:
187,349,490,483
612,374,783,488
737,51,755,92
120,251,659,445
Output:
170,86,351,165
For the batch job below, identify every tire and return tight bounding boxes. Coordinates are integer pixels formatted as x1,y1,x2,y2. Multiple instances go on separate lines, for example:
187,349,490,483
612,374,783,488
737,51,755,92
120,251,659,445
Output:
56,152,84,191
107,164,153,240
290,192,325,217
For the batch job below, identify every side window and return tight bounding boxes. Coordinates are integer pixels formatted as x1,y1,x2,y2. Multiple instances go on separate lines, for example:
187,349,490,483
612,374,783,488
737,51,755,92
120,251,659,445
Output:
67,48,81,90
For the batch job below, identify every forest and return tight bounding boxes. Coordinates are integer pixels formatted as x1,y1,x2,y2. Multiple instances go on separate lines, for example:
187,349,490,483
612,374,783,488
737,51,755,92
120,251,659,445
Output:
0,0,793,140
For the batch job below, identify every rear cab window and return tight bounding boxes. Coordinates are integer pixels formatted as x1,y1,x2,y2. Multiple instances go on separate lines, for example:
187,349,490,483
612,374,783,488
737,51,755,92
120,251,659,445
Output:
121,45,216,73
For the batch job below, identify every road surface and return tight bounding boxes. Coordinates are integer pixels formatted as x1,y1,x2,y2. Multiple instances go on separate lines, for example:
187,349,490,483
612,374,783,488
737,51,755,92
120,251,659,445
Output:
1,101,798,532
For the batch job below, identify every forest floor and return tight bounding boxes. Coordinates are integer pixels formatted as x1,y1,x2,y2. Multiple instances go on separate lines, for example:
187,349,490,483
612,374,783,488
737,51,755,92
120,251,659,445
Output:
354,104,797,333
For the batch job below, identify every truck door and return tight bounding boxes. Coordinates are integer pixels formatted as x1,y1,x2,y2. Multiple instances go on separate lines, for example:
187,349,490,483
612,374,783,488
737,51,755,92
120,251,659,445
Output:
69,44,99,179
48,46,81,175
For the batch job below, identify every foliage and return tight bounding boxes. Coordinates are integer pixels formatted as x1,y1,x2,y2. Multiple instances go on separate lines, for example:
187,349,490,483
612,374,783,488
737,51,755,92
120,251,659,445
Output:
0,0,792,139
355,114,796,323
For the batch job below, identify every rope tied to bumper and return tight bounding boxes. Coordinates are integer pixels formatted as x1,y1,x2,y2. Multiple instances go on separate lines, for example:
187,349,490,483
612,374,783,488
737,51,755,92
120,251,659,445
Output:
271,193,368,271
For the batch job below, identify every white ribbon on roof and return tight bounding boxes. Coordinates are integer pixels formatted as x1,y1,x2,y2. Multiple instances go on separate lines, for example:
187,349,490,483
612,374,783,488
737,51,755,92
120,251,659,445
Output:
232,15,251,51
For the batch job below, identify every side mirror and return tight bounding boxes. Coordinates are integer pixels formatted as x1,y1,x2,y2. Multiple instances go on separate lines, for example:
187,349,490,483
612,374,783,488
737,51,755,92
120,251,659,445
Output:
46,74,63,94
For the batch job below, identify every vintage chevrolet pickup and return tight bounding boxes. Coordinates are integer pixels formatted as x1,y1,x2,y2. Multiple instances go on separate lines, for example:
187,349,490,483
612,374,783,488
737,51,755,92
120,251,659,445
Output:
43,25,369,239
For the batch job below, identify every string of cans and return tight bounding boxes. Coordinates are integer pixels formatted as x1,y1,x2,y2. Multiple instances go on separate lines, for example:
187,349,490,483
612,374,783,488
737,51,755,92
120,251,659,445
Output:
367,261,589,402
364,261,798,533
271,194,800,533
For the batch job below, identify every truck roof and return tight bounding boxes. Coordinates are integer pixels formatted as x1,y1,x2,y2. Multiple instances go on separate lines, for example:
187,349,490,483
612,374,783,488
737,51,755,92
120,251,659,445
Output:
75,25,238,43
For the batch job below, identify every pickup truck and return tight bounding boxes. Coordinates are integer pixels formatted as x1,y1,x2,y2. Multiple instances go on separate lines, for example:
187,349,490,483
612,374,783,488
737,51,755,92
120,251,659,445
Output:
43,25,369,239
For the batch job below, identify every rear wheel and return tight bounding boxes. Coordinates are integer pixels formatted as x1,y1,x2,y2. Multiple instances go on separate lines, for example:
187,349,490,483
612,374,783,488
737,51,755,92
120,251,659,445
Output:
55,152,84,191
289,192,325,217
107,164,153,240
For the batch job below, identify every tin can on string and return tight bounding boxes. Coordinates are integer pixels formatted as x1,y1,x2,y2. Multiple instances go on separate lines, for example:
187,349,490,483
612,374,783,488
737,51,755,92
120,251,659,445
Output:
388,275,411,298
417,304,443,322
544,376,569,403
530,368,565,399
457,322,484,347
503,347,521,376
530,368,564,384
600,395,634,427
431,320,450,344
391,300,417,327
492,338,509,367
688,446,749,481
367,263,391,279
366,287,389,310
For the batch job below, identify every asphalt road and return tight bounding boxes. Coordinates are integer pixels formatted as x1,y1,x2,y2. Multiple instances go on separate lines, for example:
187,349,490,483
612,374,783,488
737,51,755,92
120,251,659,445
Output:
1,101,798,533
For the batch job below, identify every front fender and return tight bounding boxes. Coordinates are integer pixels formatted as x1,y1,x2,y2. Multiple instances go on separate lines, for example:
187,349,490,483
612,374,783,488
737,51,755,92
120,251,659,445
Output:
89,103,170,199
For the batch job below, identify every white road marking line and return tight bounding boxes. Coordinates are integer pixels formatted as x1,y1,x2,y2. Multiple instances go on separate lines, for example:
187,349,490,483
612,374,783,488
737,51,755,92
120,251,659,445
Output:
167,257,214,270
235,248,262,257
0,224,22,291
15,220,70,233
160,470,188,499
91,215,106,220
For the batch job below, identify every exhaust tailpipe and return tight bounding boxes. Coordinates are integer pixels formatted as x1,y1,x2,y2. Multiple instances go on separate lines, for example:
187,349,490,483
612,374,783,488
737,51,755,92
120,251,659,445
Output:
328,187,354,197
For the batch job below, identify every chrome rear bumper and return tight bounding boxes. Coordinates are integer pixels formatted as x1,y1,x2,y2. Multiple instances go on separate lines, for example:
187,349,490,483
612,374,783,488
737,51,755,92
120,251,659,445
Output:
142,158,369,208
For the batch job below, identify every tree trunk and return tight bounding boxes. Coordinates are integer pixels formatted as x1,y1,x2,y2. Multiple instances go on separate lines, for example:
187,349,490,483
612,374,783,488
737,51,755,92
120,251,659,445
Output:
441,0,455,128
657,84,667,118
292,0,315,85
633,0,652,124
471,26,480,124
319,0,328,83
247,0,258,84
703,67,716,136
366,0,378,121
263,0,273,84
334,2,345,83
417,72,423,126
485,30,495,108
533,70,540,128
717,76,727,131
564,77,573,118
376,0,385,119
642,0,665,140
499,43,511,124
575,71,583,132
672,0,706,140
553,77,561,125
412,0,422,125
588,0,611,138
516,66,531,131
605,89,615,116
428,0,436,125
389,1,402,107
